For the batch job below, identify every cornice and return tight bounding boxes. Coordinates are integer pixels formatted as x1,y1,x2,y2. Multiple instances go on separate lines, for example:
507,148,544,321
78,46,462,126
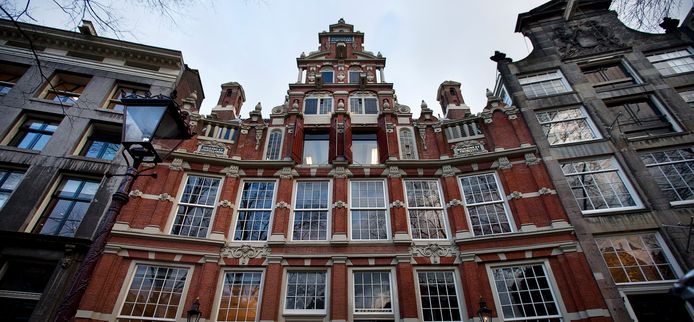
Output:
388,146,537,168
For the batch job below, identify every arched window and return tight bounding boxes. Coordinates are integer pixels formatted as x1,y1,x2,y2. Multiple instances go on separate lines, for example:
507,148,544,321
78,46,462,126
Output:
320,68,334,84
349,68,362,84
265,129,282,160
399,128,417,160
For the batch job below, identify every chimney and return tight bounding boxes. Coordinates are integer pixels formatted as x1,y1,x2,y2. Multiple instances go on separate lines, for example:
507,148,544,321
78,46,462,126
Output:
212,82,246,121
437,81,470,119
78,20,97,36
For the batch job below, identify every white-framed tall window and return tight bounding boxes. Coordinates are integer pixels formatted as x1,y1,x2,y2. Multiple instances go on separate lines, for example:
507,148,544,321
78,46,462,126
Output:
350,96,379,114
404,180,448,240
398,127,418,160
641,148,694,205
352,270,394,317
415,269,464,322
292,180,330,241
561,157,642,214
304,96,333,115
216,270,264,322
350,180,388,240
265,129,283,160
284,271,328,315
595,233,680,284
320,68,334,84
234,180,276,241
352,133,379,165
489,263,563,321
536,106,601,145
117,264,190,321
518,70,571,99
349,69,362,84
647,48,694,76
458,173,514,236
171,174,222,238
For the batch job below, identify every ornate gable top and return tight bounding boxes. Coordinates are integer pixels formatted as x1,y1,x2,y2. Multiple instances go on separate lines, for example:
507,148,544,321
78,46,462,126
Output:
515,0,611,32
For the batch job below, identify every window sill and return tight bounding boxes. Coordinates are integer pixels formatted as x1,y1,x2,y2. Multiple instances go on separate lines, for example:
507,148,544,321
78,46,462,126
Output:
0,145,41,154
580,206,647,216
525,91,577,100
625,131,688,142
548,137,607,148
66,155,115,164
29,97,78,108
660,71,694,79
670,200,694,208
96,107,123,115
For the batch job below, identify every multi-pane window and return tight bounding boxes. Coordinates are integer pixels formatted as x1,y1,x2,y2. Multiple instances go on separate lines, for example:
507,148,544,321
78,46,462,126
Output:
41,72,91,105
404,180,447,239
80,131,120,160
203,124,238,142
491,264,561,321
561,157,641,213
0,169,24,209
640,148,694,204
459,173,513,236
349,70,362,84
292,181,330,240
171,175,221,238
304,97,333,115
284,271,327,313
105,83,149,112
352,133,379,165
34,177,100,237
678,89,694,107
303,133,329,165
217,271,263,322
606,97,678,137
321,70,334,84
595,233,678,284
350,96,379,114
265,130,282,160
647,48,694,76
10,118,60,150
536,107,599,145
399,128,418,160
581,61,638,90
118,264,189,321
350,181,388,240
444,122,483,142
518,70,571,98
416,270,462,322
234,181,275,241
353,271,393,314
0,62,27,95
0,259,54,321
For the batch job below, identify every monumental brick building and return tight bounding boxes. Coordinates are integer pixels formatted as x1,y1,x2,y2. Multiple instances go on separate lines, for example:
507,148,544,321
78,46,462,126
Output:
76,18,611,322
492,0,694,321
0,19,203,321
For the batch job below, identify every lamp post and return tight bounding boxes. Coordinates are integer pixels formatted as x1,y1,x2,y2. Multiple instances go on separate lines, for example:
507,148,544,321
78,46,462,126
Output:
477,297,492,322
54,92,192,322
187,297,202,322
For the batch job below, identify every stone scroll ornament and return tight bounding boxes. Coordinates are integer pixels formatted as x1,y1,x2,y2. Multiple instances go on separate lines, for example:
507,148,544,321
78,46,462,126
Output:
553,20,625,59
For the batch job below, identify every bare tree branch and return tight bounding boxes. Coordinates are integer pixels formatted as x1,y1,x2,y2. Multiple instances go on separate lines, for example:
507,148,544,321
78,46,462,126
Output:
611,0,688,31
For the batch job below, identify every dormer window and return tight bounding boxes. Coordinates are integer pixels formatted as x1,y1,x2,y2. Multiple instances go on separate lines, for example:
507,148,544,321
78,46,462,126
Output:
321,68,334,84
350,95,378,114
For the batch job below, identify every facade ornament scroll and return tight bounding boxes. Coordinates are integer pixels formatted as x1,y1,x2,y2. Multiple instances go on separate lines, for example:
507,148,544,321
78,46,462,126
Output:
386,123,395,133
507,191,523,200
497,157,512,169
275,201,291,209
129,190,143,198
332,201,348,209
240,124,251,134
410,244,459,264
504,106,519,120
446,199,464,207
553,20,625,59
538,187,556,195
525,153,540,166
329,166,353,178
480,111,493,124
218,200,235,208
158,193,174,202
255,126,264,150
337,72,345,82
383,166,406,178
169,158,185,171
432,124,442,133
275,167,299,179
418,126,428,150
222,165,244,178
221,244,271,266
390,200,406,208
438,165,460,177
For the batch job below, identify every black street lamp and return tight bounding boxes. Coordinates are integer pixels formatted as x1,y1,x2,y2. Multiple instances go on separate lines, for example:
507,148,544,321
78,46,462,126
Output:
187,297,202,322
477,297,492,322
54,91,192,322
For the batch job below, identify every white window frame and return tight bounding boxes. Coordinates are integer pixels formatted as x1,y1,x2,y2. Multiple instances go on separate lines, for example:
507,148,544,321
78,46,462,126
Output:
232,179,278,242
348,179,390,241
320,68,334,84
647,47,694,76
486,259,567,322
403,179,450,241
535,106,602,146
263,128,284,161
303,95,333,115
413,266,466,322
641,148,694,206
518,69,572,99
397,127,419,160
348,267,399,320
113,261,193,322
443,122,484,143
201,123,238,143
211,268,265,322
458,172,516,237
348,69,363,84
168,173,223,238
349,95,379,115
281,268,330,317
561,157,644,214
290,179,332,242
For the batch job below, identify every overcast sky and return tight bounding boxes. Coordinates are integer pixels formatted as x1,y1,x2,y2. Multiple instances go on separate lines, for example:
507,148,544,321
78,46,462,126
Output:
24,0,693,116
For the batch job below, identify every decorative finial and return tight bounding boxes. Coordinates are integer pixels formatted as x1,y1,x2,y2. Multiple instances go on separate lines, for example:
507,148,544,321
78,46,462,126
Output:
421,100,428,110
255,102,262,111
338,18,345,24
377,51,383,58
300,52,306,58
486,88,493,97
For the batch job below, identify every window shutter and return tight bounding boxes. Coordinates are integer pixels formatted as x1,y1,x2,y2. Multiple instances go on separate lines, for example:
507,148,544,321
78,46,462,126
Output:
345,117,353,163
329,117,337,162
377,116,389,163
291,118,305,163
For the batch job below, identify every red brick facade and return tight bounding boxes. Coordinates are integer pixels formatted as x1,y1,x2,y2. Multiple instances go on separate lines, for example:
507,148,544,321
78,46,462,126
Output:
76,19,611,322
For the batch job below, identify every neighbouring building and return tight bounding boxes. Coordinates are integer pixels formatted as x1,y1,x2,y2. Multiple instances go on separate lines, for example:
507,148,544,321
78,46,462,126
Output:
76,18,612,322
492,0,694,321
0,19,203,321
